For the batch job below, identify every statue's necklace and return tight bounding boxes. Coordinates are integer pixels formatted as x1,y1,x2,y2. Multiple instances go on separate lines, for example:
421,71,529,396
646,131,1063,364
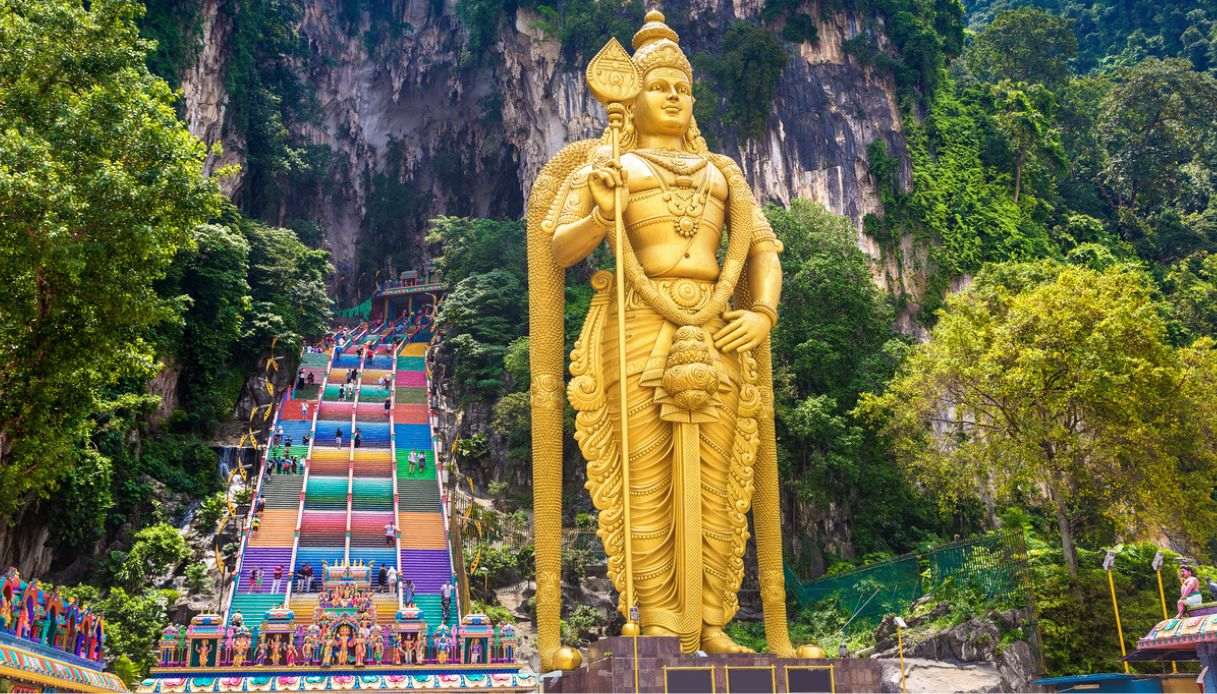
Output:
634,149,709,176
636,151,711,239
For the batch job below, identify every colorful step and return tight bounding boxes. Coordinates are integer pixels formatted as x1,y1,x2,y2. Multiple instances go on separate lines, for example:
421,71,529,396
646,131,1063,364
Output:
303,476,348,511
236,547,292,592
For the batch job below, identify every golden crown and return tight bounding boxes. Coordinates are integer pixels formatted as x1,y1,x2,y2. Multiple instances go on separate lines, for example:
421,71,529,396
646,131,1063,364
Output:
631,9,692,79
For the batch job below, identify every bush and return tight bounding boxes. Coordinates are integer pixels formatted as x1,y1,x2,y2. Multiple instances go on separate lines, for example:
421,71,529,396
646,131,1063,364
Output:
185,562,210,593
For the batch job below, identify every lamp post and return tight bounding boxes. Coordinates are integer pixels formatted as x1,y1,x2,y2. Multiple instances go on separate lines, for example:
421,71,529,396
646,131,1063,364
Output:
1104,550,1131,674
894,616,908,693
1152,551,1178,674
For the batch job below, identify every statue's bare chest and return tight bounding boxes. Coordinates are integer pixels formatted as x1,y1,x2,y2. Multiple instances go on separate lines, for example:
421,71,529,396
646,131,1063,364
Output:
620,151,728,242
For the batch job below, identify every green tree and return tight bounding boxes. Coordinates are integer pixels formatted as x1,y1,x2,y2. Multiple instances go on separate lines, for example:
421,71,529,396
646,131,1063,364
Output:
963,8,1077,87
989,80,1063,202
861,261,1217,575
1097,59,1217,218
426,216,526,287
0,0,220,520
112,523,191,591
161,223,253,429
1165,252,1217,342
766,201,938,560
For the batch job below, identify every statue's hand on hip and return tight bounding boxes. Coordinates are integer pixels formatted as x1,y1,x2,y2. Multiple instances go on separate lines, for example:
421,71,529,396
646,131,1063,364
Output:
589,160,628,220
714,309,772,353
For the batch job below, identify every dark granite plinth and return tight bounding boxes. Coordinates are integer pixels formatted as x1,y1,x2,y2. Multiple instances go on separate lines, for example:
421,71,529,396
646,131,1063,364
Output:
544,636,883,693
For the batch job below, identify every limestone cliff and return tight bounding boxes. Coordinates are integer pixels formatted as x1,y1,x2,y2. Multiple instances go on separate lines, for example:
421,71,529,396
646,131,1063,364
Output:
178,0,909,294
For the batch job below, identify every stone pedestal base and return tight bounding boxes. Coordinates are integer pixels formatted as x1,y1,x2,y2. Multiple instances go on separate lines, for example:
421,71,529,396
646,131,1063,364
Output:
543,636,883,693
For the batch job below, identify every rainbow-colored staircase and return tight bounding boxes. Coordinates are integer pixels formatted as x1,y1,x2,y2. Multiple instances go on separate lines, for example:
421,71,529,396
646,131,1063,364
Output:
224,318,459,633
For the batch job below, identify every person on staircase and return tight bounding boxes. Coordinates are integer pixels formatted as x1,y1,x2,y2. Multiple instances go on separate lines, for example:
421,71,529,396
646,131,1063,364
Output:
388,566,398,596
403,578,415,607
335,428,344,448
272,565,284,593
383,399,391,417
440,581,452,624
384,521,396,546
353,428,362,448
377,565,388,593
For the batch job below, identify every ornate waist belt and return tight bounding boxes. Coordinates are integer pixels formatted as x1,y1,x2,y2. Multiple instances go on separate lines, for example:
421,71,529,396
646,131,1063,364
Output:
627,277,714,315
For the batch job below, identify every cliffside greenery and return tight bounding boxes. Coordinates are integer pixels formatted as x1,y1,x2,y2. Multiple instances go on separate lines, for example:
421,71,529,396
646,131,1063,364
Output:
861,262,1217,575
0,0,220,519
2,0,331,679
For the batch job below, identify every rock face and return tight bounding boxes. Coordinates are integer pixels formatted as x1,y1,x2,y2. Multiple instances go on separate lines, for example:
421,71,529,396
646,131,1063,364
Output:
179,0,909,290
871,607,1044,693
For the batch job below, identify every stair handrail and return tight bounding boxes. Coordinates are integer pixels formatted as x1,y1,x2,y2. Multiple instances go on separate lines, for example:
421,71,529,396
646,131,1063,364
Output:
388,334,406,611
283,349,327,605
423,337,462,624
344,343,363,565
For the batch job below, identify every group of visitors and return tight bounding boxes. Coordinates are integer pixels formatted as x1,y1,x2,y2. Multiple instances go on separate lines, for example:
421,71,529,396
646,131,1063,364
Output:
268,453,303,475
295,369,317,393
0,568,105,661
404,449,428,474
246,565,289,594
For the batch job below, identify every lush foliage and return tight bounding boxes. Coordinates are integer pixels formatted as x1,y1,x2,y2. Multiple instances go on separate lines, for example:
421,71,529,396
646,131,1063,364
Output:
693,22,789,139
0,0,220,520
767,202,956,564
861,262,1217,573
965,0,1216,73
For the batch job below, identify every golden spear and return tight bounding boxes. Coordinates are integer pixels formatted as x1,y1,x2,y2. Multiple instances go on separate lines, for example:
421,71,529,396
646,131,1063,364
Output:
586,37,642,637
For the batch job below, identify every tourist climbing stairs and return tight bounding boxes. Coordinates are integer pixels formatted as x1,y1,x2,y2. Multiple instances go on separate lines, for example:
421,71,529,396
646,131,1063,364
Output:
225,308,458,637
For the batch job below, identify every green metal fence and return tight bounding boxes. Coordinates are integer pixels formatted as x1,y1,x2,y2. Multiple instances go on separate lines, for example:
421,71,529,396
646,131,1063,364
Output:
786,530,1034,633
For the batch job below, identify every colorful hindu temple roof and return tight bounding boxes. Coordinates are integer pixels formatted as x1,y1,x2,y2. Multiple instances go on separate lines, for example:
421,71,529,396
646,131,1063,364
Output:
1137,613,1217,651
0,631,126,692
138,666,534,692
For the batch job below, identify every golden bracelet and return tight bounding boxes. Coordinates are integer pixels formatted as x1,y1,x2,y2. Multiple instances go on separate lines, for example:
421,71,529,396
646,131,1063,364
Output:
751,302,778,326
591,206,611,229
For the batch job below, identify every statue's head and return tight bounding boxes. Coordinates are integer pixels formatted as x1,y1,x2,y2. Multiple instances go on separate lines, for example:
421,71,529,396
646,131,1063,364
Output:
631,10,693,137
608,9,705,152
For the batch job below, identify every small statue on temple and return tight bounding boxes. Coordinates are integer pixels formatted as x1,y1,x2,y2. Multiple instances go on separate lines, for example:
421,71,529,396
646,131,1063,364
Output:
371,625,384,664
321,635,335,667
337,629,350,665
269,635,282,666
286,639,297,666
254,633,268,666
354,630,366,666
415,632,426,664
435,629,449,664
470,639,482,664
196,639,211,667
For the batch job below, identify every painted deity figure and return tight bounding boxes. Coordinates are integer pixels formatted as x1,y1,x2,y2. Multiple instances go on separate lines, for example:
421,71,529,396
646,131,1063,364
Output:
321,635,334,667
371,625,384,664
527,9,812,669
196,640,211,667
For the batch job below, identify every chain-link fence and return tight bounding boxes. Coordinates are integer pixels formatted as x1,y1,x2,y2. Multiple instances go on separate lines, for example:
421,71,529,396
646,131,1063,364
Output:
786,530,1037,638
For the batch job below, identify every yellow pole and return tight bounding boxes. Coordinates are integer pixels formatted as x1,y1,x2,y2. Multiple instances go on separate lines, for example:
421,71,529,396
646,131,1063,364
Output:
1155,568,1178,673
896,627,907,693
608,106,640,694
1107,568,1131,673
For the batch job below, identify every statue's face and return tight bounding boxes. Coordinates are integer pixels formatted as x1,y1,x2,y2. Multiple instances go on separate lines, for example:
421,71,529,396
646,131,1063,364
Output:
633,67,693,137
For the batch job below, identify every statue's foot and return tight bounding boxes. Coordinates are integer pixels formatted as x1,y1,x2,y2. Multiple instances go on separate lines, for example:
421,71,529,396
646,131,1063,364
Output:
700,626,754,654
642,624,679,637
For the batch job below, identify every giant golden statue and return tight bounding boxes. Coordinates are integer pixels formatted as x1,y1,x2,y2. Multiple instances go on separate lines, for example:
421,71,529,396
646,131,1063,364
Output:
528,9,803,671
